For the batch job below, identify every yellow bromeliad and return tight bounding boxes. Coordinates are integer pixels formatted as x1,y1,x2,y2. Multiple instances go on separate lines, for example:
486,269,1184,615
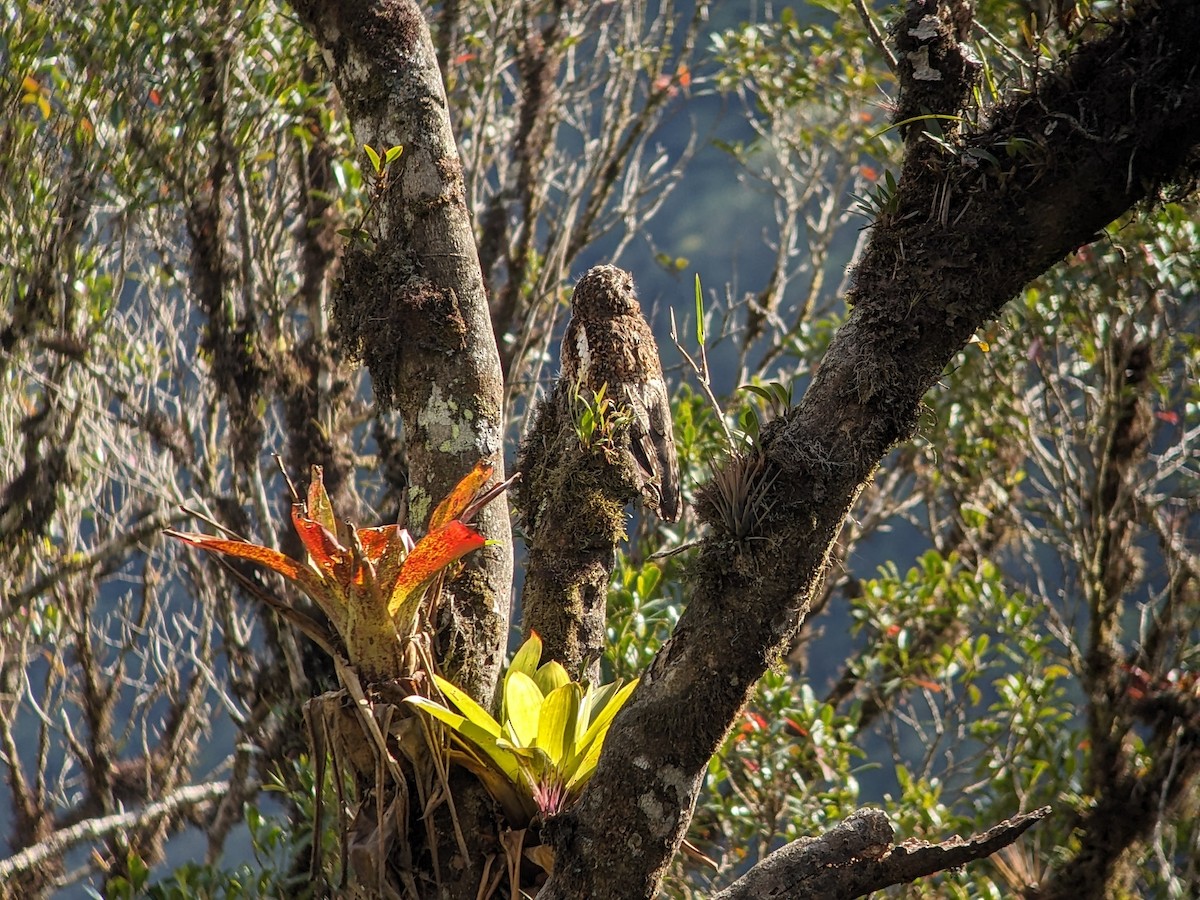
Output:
167,461,501,682
405,633,638,828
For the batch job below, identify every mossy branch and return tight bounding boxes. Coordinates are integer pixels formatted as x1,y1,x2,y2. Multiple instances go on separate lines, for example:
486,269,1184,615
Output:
514,383,643,683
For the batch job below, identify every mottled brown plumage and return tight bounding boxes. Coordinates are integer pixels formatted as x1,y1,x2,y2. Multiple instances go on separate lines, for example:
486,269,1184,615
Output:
562,265,681,522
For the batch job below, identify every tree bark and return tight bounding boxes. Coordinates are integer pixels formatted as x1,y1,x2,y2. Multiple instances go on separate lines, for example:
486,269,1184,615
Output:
514,381,637,684
289,0,513,705
287,5,514,897
538,1,1200,896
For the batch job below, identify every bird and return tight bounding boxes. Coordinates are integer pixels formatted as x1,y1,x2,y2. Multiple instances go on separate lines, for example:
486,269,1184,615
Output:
561,265,681,522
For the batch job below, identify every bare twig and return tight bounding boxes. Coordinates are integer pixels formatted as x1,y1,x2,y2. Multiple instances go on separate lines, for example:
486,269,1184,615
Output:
669,307,735,447
0,781,228,882
853,0,899,73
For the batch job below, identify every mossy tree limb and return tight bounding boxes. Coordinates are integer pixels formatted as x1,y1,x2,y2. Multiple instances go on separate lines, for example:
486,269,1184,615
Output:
712,806,1051,900
514,383,643,684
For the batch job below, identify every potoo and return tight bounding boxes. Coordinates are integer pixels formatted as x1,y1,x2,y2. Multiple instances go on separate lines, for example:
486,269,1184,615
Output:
561,265,681,522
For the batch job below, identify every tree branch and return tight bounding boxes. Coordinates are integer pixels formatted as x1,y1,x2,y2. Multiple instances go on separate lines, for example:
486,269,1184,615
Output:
714,807,1051,900
289,0,513,703
539,2,1200,896
852,0,898,74
0,781,227,883
513,268,649,682
514,389,633,682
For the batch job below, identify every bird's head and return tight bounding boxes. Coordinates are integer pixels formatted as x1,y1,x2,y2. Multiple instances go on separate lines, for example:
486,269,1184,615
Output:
572,265,641,318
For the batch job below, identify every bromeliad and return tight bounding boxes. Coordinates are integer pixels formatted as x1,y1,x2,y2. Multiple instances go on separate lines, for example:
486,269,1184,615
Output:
404,632,638,829
166,461,507,682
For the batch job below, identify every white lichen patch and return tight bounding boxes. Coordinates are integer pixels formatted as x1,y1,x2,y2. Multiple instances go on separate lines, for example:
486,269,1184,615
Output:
637,764,697,839
908,15,940,41
418,384,478,455
342,54,376,95
657,764,693,803
908,46,942,82
639,793,666,826
475,417,502,458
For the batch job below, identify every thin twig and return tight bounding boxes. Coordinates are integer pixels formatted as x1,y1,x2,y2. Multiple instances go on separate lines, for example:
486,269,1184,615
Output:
669,307,735,447
854,0,899,73
178,505,245,540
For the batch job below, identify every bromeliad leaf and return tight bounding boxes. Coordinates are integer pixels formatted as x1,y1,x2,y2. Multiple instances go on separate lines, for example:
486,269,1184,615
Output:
306,467,342,541
532,659,571,697
430,462,494,529
504,671,545,747
388,519,486,620
508,631,571,695
509,630,545,675
566,678,639,789
162,533,339,627
536,684,581,765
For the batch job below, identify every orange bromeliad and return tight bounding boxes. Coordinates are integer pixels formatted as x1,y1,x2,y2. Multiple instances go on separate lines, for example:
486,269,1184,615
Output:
167,461,504,682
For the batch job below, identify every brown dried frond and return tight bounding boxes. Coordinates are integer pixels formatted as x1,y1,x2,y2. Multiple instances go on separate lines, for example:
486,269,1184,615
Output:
991,838,1046,896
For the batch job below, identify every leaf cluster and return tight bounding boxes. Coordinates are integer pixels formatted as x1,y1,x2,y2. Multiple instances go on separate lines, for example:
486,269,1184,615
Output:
405,633,638,832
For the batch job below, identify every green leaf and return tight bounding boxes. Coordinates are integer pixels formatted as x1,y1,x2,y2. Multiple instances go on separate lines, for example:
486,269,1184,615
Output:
740,383,777,404
566,678,638,786
404,694,472,731
504,671,544,746
407,695,523,783
537,683,581,765
430,674,502,736
363,143,381,173
533,660,571,696
574,689,596,748
636,564,661,598
413,646,639,827
126,851,150,888
510,633,543,676
583,681,621,728
694,273,705,344
456,726,523,782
